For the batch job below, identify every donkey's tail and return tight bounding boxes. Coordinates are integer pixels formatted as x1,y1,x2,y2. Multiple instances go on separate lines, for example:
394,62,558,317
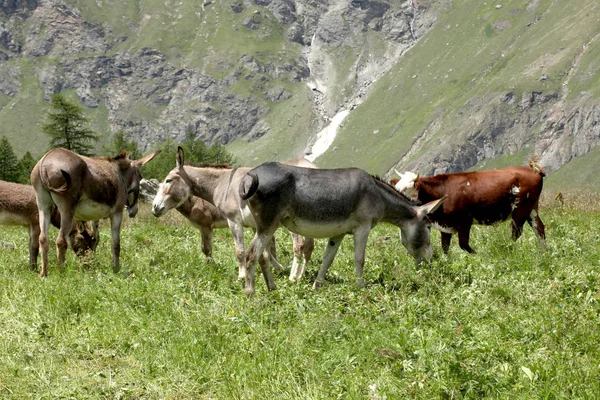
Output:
529,156,546,177
39,156,71,193
239,172,259,200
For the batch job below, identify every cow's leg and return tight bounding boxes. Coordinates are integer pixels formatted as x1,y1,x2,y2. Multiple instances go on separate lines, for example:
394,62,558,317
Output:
441,232,452,254
313,234,345,289
200,225,213,259
511,217,526,240
353,227,371,288
227,219,246,279
29,223,40,271
457,225,476,254
109,211,123,272
527,209,547,251
245,226,278,296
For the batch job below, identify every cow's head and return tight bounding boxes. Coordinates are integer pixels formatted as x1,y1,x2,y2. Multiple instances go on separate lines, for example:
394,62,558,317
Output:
394,170,419,200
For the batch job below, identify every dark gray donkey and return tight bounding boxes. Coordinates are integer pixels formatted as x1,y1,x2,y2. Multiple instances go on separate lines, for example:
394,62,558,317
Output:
239,162,445,295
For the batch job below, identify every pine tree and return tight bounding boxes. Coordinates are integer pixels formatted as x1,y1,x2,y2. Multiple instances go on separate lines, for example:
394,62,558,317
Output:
181,132,209,163
42,93,99,156
103,130,139,158
0,136,19,182
15,151,36,184
208,141,235,165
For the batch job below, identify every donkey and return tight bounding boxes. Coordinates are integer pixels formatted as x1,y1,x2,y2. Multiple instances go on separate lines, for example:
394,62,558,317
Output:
0,180,96,270
31,148,160,277
175,195,229,259
152,147,316,281
239,162,445,295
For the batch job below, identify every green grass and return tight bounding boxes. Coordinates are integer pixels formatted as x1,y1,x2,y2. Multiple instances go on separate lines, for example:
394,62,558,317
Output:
317,0,600,175
1,195,599,398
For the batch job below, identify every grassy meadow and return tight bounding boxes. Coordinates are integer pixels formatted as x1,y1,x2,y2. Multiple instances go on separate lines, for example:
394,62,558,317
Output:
0,192,599,398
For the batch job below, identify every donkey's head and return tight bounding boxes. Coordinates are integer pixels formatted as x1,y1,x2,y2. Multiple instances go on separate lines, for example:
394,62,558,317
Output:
116,150,161,218
152,146,192,217
70,221,98,256
398,198,445,264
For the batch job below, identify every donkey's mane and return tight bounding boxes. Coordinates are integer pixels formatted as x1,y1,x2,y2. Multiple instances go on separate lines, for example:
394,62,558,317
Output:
185,162,233,169
371,175,417,205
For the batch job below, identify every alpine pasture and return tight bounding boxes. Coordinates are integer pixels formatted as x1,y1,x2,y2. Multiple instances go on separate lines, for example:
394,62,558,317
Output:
0,192,599,398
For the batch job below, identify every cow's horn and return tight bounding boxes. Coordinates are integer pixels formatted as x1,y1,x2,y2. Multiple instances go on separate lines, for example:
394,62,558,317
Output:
394,169,403,178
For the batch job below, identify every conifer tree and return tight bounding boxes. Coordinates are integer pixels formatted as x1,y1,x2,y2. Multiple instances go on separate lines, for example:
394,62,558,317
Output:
42,93,99,156
103,130,139,158
15,151,36,184
0,136,19,182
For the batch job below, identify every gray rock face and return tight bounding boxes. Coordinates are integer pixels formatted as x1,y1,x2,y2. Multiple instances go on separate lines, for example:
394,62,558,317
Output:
1,0,597,178
139,178,160,203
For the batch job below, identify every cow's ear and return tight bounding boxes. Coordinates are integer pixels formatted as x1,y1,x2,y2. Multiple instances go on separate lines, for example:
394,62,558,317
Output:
176,146,185,170
418,196,445,218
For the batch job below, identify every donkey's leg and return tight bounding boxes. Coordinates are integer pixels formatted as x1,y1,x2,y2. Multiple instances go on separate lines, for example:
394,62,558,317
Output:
28,222,40,271
440,233,452,254
313,234,345,289
289,232,303,281
268,239,286,271
200,225,213,259
353,227,371,288
227,219,246,279
527,209,547,251
300,237,315,280
55,203,76,270
110,211,123,272
36,196,53,277
245,227,278,296
259,246,277,292
291,236,314,282
91,220,100,252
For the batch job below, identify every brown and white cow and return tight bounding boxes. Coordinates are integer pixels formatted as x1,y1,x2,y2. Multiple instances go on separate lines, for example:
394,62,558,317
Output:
392,164,546,254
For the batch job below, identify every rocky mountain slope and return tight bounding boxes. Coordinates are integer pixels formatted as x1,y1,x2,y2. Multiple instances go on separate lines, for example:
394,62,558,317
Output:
1,0,599,188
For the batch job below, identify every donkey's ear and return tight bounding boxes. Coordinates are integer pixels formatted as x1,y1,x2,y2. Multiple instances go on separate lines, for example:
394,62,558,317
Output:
134,150,161,168
176,146,185,170
417,196,445,218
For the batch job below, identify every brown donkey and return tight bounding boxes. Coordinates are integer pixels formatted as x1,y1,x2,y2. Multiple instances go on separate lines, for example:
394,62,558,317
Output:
175,195,229,259
31,148,160,276
0,180,96,270
152,147,316,282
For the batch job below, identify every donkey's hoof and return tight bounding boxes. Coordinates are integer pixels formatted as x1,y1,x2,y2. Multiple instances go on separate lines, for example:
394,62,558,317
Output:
355,278,365,288
244,287,255,296
312,280,324,290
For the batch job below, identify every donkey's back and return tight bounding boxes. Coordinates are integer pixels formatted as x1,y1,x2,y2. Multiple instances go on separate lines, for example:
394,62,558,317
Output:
240,163,382,238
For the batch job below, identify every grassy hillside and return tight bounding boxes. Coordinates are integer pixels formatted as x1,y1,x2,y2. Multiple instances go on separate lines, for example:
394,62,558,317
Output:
0,200,598,397
1,0,599,190
315,0,600,176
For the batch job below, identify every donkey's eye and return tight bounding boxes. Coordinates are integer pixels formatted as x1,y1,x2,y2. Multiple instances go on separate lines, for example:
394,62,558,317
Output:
165,178,172,184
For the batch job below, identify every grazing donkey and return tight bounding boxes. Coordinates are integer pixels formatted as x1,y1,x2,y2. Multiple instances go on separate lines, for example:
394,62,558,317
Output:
175,195,229,259
31,148,160,276
152,147,316,281
0,180,96,270
393,162,546,254
239,162,445,295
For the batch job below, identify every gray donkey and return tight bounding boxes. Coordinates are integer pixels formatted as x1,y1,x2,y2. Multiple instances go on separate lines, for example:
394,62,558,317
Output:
239,162,445,295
